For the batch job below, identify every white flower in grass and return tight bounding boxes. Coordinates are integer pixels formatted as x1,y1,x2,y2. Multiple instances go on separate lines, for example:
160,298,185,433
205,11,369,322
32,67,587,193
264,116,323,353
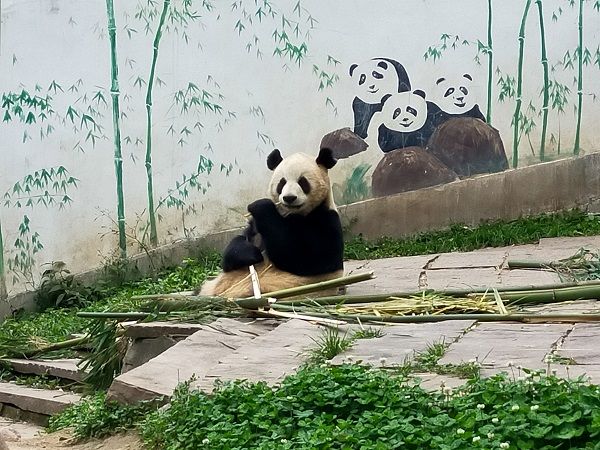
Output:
472,436,481,443
530,404,539,411
487,432,495,439
491,417,499,424
202,438,210,445
511,404,519,411
477,403,485,410
500,442,510,449
456,428,465,435
281,439,288,443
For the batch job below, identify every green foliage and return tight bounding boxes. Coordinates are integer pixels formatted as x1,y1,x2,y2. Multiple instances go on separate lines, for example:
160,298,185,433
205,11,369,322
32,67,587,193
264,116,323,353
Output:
345,210,600,260
48,392,156,439
333,163,371,206
139,365,600,450
79,320,126,391
352,327,384,340
35,262,101,311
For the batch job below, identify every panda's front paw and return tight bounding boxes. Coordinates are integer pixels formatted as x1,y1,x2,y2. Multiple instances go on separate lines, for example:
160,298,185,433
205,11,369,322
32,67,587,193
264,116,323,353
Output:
247,198,276,218
222,236,264,272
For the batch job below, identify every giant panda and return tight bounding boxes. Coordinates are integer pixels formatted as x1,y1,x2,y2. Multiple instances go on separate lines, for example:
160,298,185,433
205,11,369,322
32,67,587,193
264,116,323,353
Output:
430,73,486,127
199,147,344,298
376,90,440,152
349,58,411,139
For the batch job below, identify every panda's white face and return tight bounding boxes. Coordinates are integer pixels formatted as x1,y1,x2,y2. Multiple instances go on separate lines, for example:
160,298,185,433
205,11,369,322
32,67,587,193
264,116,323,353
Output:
435,74,476,114
380,91,428,133
350,59,400,104
269,153,331,216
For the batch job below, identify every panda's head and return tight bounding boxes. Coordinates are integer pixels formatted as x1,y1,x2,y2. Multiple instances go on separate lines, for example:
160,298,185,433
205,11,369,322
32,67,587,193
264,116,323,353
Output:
380,90,428,132
266,148,337,216
435,73,476,114
349,58,411,104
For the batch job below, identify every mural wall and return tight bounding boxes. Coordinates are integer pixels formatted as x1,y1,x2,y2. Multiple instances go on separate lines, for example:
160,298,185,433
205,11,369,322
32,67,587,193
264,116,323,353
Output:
1,0,600,297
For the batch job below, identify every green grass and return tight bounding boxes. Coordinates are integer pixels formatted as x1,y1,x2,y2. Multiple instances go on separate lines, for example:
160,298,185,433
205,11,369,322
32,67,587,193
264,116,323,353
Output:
0,253,220,358
345,209,600,260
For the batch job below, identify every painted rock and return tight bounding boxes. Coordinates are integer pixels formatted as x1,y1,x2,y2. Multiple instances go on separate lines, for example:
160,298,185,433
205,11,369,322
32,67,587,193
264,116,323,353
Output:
371,147,458,197
320,127,368,159
427,117,508,177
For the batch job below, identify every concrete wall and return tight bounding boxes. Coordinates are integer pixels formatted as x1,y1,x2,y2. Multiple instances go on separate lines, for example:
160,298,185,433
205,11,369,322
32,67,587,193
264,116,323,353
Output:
1,0,600,298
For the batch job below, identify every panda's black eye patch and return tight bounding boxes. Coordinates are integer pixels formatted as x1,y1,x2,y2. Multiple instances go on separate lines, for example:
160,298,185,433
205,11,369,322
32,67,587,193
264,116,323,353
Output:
444,87,455,97
460,86,468,95
298,176,311,194
276,178,286,194
407,106,417,117
392,108,402,120
372,71,383,79
359,74,366,85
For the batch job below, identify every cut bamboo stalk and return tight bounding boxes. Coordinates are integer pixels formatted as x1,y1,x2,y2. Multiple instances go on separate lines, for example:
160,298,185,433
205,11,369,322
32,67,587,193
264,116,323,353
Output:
260,271,374,300
507,260,566,269
77,312,161,320
18,336,90,359
131,292,195,301
255,309,346,326
274,311,600,324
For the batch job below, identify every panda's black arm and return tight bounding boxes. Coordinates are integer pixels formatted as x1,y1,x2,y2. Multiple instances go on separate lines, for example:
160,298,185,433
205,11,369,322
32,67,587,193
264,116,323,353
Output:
247,198,290,241
221,220,264,272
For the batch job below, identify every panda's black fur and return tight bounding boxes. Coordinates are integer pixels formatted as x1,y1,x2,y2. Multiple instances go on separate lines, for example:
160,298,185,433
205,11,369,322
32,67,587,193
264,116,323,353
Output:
349,58,412,138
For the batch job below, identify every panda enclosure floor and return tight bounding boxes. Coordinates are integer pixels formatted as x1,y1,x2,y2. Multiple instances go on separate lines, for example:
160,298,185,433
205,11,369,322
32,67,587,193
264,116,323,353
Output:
5,236,600,448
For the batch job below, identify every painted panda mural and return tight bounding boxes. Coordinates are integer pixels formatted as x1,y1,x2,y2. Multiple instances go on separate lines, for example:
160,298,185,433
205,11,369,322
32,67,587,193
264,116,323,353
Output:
430,73,486,127
199,148,344,298
349,58,411,139
376,90,441,152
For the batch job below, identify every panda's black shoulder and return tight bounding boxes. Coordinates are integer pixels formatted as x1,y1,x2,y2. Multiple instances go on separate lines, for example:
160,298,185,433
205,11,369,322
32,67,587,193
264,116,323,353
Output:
469,105,486,122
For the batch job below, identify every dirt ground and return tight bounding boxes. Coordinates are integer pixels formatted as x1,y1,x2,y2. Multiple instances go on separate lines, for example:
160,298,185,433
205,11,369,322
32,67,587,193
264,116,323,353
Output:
6,430,144,450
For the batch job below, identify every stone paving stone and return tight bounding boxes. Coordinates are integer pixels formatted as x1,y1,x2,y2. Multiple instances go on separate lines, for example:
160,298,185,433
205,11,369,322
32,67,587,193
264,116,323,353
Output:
537,236,600,251
498,268,561,287
345,257,426,294
440,322,572,374
429,250,508,269
410,373,466,391
124,321,206,339
330,320,475,368
0,417,42,441
193,319,323,392
521,300,600,314
0,383,80,416
558,323,600,364
108,318,276,403
425,268,500,290
4,359,85,382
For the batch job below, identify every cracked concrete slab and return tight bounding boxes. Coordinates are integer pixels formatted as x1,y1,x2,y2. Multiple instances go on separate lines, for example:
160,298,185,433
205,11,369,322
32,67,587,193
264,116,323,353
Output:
558,323,600,364
425,268,500,290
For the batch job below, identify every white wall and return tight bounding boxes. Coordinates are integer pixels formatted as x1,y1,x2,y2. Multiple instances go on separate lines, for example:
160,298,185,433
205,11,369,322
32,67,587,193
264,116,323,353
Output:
1,0,599,295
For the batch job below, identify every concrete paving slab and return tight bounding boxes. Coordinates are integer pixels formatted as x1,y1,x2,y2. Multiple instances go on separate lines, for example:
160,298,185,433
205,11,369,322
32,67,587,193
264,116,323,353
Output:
0,383,80,416
4,359,85,382
344,257,429,295
410,373,467,391
440,323,572,374
330,320,475,367
558,323,600,364
108,318,276,404
193,319,323,392
537,236,600,250
124,322,206,339
0,417,42,441
429,250,507,269
425,268,500,290
345,255,435,273
498,268,561,287
520,300,600,314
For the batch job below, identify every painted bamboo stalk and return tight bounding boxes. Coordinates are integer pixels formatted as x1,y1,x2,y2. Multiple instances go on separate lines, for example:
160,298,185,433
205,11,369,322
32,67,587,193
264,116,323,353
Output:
144,0,171,247
0,218,6,300
512,0,533,168
486,0,494,123
536,0,549,161
105,0,127,259
573,0,584,156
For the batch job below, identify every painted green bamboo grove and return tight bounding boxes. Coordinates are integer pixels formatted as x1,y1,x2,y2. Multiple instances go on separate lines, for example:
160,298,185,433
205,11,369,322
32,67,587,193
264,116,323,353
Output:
105,0,127,259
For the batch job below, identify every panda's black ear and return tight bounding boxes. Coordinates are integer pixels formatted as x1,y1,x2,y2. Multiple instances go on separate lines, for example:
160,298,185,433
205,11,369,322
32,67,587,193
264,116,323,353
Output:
381,94,392,104
436,77,446,85
316,147,337,169
349,64,358,76
267,149,283,170
463,73,473,81
413,89,426,99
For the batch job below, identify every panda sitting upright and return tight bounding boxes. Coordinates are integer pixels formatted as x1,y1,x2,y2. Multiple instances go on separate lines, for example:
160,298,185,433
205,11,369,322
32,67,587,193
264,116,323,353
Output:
199,147,344,298
430,73,486,127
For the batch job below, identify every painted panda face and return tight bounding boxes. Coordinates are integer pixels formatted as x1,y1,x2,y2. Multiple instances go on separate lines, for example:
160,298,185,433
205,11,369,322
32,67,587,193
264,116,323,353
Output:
380,90,428,132
349,58,400,104
435,73,476,114
267,149,336,216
